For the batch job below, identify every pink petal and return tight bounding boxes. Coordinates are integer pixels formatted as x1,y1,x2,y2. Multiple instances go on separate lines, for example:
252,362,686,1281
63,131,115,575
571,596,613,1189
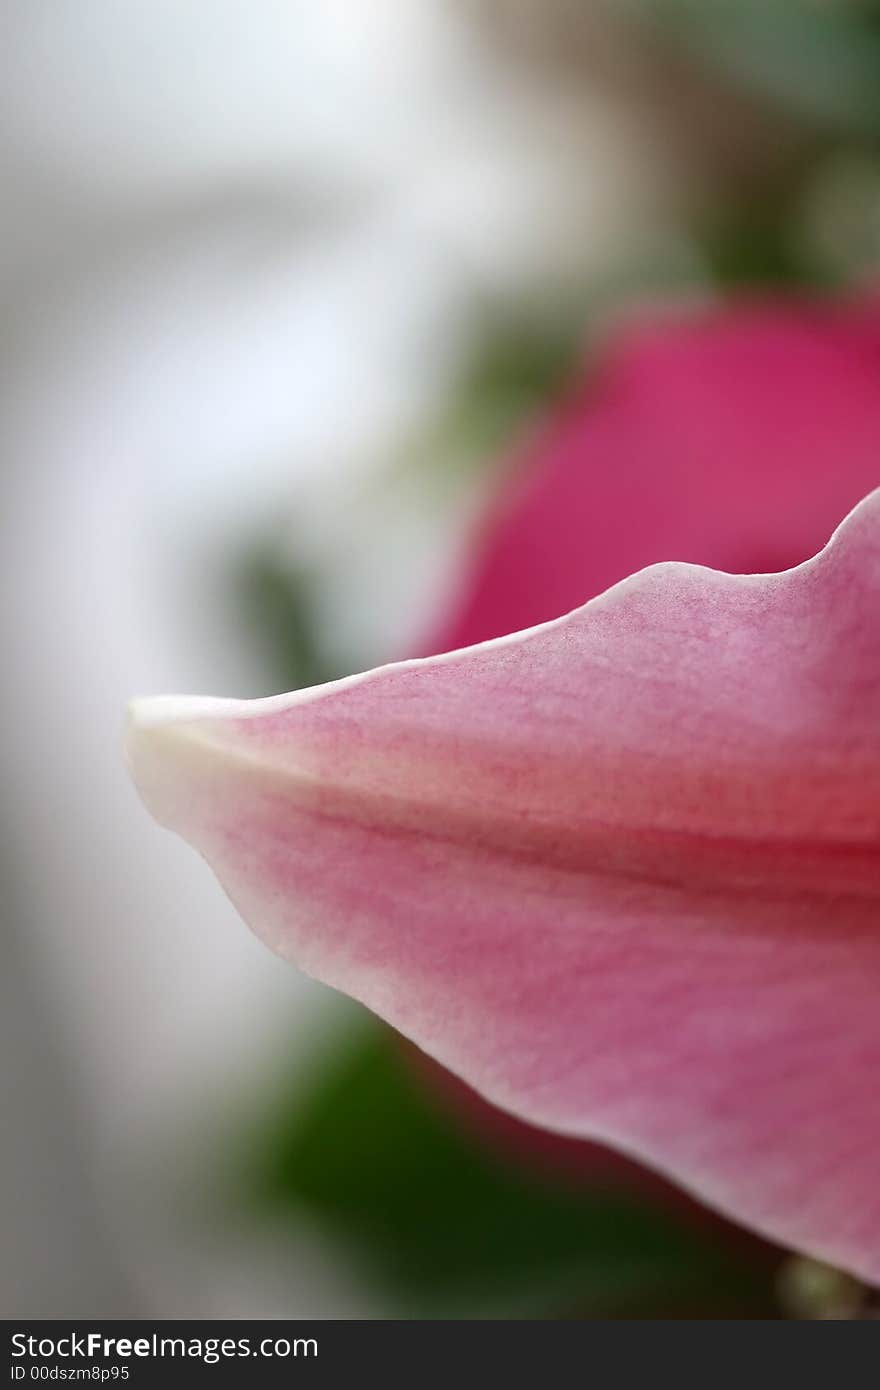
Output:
127,489,880,1283
430,298,880,653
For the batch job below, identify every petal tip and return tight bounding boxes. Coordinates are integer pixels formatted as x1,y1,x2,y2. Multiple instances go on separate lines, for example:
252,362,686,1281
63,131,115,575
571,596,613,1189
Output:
124,694,227,820
127,694,182,733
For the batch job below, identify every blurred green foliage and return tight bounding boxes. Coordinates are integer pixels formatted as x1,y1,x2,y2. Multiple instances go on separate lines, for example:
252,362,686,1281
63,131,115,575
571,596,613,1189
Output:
636,0,880,286
410,317,583,484
641,0,880,138
244,1021,782,1318
233,545,344,691
697,180,826,289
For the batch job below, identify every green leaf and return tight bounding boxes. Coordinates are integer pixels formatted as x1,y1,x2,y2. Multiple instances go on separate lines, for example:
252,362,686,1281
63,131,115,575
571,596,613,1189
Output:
243,1020,783,1318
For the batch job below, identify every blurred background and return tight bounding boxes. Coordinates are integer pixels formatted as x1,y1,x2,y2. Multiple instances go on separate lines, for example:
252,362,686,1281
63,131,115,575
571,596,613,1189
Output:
4,0,880,1319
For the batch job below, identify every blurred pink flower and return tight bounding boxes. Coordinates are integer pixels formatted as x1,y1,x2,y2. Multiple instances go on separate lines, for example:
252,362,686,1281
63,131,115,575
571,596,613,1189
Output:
430,297,880,650
127,299,880,1282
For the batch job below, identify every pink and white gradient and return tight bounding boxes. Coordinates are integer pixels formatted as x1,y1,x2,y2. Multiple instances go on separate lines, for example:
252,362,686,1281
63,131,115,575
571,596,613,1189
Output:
127,487,880,1285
